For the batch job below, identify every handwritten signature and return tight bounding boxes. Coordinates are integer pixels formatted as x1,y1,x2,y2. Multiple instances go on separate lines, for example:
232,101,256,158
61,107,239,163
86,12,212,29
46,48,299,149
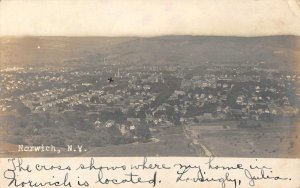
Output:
2,157,292,188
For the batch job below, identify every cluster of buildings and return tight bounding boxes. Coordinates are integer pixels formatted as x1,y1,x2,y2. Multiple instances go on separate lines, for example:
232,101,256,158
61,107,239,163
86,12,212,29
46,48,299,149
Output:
0,64,299,131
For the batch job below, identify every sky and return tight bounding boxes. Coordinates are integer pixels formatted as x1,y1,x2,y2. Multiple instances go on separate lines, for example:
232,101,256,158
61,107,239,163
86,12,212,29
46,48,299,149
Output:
0,0,300,36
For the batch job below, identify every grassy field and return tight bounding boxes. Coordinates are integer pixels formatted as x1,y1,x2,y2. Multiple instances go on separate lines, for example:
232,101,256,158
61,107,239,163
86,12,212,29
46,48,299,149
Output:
81,126,197,157
0,126,197,157
187,119,300,158
2,119,299,158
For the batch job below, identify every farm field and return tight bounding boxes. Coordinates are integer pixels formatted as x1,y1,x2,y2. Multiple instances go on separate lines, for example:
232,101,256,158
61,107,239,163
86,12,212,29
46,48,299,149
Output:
186,119,300,158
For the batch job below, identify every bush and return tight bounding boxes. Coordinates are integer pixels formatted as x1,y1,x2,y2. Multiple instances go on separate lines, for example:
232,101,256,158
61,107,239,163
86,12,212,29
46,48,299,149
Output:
16,103,31,116
72,132,90,145
88,134,106,147
6,136,27,145
31,135,65,147
135,124,151,141
39,128,58,136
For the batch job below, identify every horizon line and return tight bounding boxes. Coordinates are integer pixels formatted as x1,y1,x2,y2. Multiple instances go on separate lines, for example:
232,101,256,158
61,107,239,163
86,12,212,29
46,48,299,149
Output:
1,34,300,38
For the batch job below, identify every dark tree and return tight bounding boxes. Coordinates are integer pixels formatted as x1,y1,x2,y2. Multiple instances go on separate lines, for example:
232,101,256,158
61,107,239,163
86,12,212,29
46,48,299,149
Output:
135,124,151,141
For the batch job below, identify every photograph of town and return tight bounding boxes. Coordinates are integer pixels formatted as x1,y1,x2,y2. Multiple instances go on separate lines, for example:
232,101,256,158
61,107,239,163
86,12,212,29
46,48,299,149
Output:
0,36,299,157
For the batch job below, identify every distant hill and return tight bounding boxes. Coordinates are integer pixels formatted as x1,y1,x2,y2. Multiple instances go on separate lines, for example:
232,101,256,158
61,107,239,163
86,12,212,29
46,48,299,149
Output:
1,35,299,69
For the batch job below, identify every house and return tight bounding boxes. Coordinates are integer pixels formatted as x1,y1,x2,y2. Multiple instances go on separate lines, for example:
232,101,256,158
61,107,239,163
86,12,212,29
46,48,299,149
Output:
195,113,214,122
118,124,128,135
127,118,141,126
143,85,151,90
129,125,136,130
94,120,101,126
104,120,115,128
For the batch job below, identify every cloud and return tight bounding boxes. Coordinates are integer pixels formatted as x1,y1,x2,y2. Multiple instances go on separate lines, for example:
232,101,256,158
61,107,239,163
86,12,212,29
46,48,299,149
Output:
0,0,299,36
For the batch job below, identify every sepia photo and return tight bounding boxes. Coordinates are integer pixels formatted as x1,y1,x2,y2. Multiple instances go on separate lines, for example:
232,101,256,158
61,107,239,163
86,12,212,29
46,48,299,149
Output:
1,1,300,188
0,35,300,159
0,0,299,159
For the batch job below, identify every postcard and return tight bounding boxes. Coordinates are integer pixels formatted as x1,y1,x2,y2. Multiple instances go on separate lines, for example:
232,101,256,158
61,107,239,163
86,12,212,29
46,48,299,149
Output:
0,0,299,187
